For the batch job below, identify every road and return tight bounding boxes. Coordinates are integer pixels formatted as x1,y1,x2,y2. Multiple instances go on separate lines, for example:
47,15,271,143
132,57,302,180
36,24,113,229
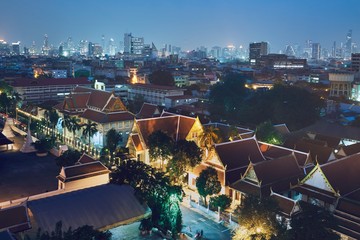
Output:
181,205,232,240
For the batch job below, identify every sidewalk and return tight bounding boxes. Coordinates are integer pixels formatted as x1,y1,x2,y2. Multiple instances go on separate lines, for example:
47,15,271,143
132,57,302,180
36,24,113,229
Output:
181,187,238,232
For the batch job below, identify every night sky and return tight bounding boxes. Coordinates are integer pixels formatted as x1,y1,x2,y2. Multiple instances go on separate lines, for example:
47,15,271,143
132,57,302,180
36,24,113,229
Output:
1,0,360,52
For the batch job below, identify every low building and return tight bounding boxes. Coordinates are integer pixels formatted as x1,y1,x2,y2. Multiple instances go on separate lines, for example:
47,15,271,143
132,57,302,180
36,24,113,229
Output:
329,72,354,99
57,159,110,190
127,83,184,106
164,95,198,109
127,112,203,165
54,86,134,148
10,77,91,104
293,154,360,239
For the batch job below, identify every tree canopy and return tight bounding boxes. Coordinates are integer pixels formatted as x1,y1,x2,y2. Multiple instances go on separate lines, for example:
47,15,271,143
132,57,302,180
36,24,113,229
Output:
148,70,175,86
55,149,81,167
238,85,324,130
233,195,283,240
196,167,221,205
105,128,122,154
167,140,202,183
208,72,248,121
111,160,183,235
255,121,283,145
285,202,340,240
208,73,324,130
148,130,174,168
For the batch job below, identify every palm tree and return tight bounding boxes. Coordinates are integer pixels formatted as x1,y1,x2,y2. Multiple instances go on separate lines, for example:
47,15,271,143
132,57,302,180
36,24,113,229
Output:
44,109,59,138
68,116,81,147
61,114,71,143
199,125,221,157
81,121,98,152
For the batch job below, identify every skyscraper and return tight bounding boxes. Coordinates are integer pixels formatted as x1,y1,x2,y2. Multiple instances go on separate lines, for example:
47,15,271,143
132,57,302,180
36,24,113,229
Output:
42,34,50,55
345,29,352,59
123,33,144,55
124,33,132,54
249,42,268,64
11,41,20,55
311,43,321,60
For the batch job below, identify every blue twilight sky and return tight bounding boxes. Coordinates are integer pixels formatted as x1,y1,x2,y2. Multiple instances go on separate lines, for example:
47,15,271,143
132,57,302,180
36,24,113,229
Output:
0,0,359,52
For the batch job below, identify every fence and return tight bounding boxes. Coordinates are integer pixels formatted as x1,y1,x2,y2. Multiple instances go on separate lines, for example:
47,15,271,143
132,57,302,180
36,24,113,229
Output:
188,196,239,229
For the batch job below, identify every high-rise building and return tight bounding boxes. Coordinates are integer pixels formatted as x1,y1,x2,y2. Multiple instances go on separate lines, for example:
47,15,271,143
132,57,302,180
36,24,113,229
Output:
0,39,10,56
79,40,88,56
123,33,144,55
311,43,321,60
124,33,132,54
42,34,50,56
249,42,268,64
108,38,116,56
345,29,352,59
11,41,20,55
29,41,37,55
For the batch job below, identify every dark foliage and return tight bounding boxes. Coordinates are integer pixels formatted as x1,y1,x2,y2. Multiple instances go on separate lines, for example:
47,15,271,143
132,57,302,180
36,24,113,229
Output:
148,70,175,86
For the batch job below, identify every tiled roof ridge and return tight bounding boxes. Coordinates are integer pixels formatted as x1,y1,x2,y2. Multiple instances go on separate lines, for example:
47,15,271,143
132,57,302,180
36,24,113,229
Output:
63,160,105,170
321,152,360,168
215,135,257,147
136,114,179,122
204,122,252,131
161,111,197,120
258,141,309,156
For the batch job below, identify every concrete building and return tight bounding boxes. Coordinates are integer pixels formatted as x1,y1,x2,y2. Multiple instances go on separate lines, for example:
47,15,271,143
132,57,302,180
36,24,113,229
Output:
127,84,185,106
329,72,354,99
249,42,268,65
352,53,360,72
10,77,91,104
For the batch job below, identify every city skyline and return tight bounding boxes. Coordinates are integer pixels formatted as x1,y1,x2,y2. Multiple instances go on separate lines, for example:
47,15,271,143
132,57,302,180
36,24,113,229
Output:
0,0,360,52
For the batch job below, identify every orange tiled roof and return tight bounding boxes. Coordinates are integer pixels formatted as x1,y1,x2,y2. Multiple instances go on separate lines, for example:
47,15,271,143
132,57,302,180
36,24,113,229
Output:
136,115,196,144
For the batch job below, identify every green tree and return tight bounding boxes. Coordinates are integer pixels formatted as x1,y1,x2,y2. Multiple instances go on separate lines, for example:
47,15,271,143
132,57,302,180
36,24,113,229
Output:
148,70,175,86
196,167,221,206
285,202,340,240
32,137,55,153
255,121,283,145
233,195,283,240
111,160,183,235
238,85,324,131
210,194,231,211
81,121,98,149
55,149,82,167
167,140,203,183
148,130,174,169
105,128,122,155
199,125,221,156
209,72,249,121
68,116,81,147
61,114,71,141
44,109,59,137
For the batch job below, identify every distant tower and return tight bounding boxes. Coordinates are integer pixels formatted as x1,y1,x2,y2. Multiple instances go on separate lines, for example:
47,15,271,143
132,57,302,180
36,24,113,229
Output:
345,29,352,59
284,45,295,56
101,35,105,54
311,43,321,60
124,33,132,54
42,34,50,55
11,42,21,55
